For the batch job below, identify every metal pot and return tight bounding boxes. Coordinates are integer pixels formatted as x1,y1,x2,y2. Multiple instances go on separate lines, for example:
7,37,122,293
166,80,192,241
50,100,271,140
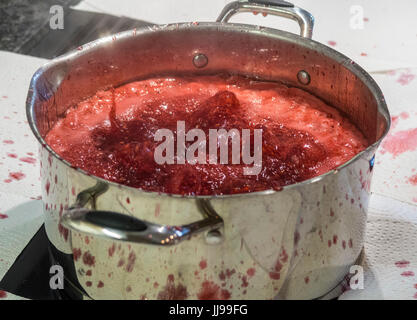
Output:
27,0,390,300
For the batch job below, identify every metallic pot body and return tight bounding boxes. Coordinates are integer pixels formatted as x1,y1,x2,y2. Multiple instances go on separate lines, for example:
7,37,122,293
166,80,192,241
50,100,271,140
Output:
27,2,389,300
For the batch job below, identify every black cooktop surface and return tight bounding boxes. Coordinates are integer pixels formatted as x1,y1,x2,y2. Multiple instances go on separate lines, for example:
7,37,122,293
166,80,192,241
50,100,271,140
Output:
0,225,74,300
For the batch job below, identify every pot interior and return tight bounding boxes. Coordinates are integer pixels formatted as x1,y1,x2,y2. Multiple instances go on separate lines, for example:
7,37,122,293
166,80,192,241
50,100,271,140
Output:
28,23,390,154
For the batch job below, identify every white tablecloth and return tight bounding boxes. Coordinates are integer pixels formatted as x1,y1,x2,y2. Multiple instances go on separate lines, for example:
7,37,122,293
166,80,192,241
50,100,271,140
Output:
0,0,416,300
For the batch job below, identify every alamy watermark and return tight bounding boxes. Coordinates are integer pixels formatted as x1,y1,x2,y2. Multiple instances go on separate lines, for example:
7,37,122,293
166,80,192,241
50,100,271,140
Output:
154,121,263,175
49,264,64,289
349,5,365,30
349,265,364,290
49,5,64,30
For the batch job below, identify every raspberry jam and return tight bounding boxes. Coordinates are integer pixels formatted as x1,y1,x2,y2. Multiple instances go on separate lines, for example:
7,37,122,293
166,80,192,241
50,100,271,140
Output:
46,75,368,195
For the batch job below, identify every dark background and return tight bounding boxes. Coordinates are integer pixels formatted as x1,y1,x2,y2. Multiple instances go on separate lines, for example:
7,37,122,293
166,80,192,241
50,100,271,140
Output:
0,0,151,59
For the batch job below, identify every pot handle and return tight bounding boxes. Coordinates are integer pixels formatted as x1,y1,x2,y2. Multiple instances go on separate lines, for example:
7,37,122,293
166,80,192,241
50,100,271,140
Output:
217,0,314,39
60,182,224,245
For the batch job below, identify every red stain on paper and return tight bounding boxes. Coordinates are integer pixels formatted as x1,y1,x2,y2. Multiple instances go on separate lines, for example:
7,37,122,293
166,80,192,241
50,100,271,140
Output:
401,271,415,277
408,174,417,185
20,157,36,164
269,247,288,280
247,268,255,277
197,281,230,300
381,128,417,158
0,213,8,219
395,260,410,268
397,71,415,86
157,274,188,300
219,268,235,281
400,112,409,119
9,172,25,181
241,276,249,288
199,259,207,270
327,41,337,47
0,290,7,298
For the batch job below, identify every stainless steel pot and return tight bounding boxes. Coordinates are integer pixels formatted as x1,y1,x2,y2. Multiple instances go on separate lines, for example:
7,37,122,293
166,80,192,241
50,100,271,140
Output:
27,0,390,300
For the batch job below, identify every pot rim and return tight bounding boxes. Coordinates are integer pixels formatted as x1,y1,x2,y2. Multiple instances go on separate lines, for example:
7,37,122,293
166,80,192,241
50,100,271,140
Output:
26,21,391,199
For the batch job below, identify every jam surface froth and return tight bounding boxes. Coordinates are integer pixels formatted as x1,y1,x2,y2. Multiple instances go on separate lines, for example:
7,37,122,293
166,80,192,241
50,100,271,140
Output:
46,75,368,195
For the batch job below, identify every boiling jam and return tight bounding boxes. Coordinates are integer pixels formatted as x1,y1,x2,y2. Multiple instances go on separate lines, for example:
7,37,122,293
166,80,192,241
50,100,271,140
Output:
45,75,368,195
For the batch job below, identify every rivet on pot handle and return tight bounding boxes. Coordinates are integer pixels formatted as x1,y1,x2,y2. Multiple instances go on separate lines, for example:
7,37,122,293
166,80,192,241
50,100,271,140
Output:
217,0,314,39
60,182,224,245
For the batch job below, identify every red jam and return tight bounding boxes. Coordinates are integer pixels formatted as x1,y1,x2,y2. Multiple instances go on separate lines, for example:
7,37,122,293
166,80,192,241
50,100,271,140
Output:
46,75,368,195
